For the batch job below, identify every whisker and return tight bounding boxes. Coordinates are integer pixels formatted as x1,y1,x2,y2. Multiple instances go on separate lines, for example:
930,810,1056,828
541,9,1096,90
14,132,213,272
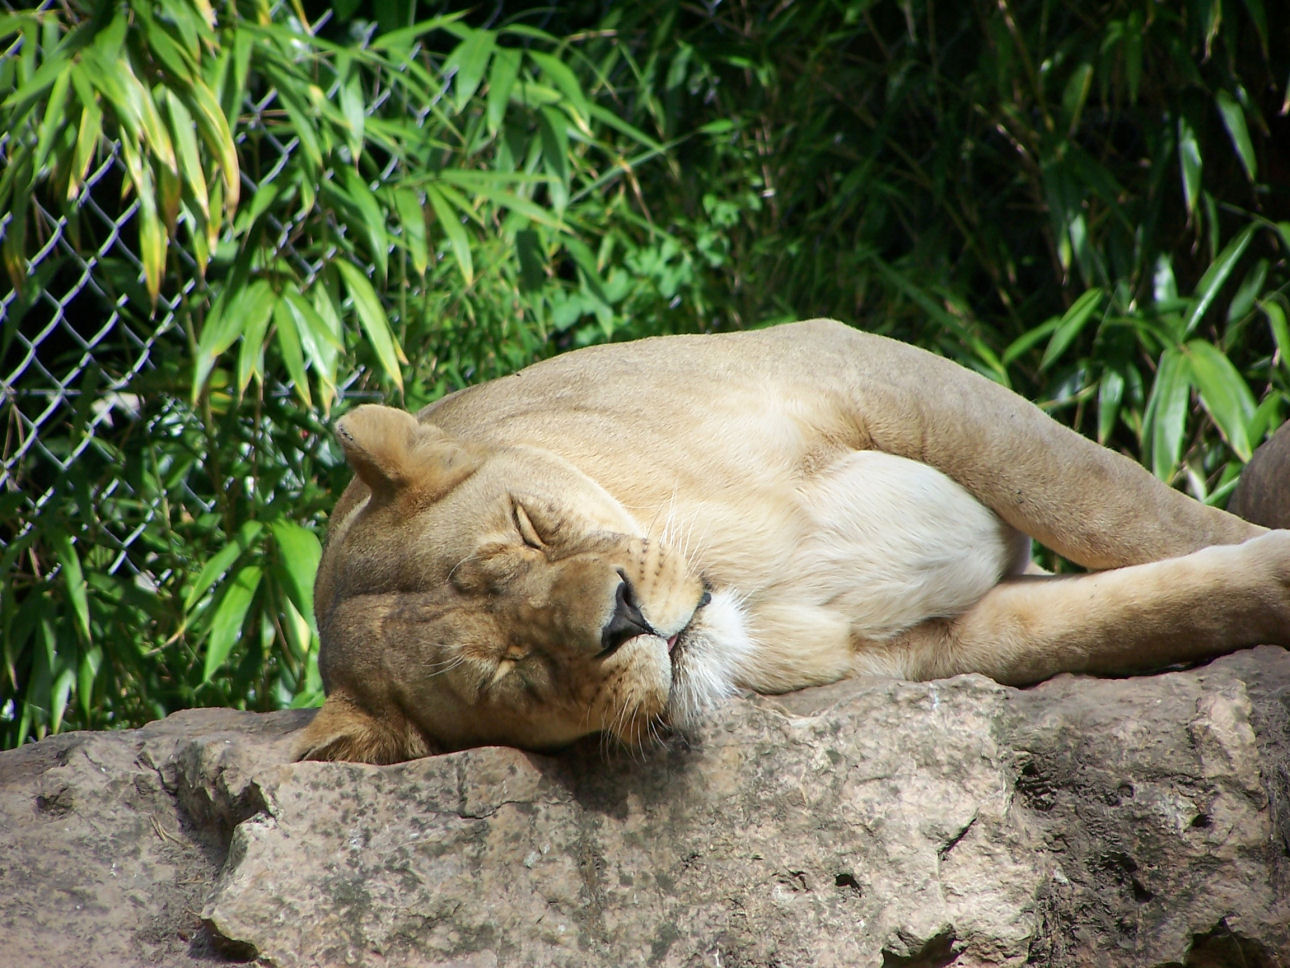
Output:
446,551,484,585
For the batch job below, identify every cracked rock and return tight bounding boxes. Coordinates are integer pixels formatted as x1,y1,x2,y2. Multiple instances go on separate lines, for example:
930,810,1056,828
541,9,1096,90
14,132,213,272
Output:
2,651,1289,967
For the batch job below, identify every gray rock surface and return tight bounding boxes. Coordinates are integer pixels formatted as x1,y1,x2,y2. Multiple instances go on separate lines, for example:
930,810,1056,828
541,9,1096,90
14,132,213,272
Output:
3,648,1290,967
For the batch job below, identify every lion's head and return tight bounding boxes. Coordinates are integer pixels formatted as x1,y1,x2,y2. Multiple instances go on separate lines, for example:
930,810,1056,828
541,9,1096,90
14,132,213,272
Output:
297,404,747,763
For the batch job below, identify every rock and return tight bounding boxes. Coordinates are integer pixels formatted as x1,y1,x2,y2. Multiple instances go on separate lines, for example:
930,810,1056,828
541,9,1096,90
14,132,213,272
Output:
1229,423,1290,528
4,650,1290,967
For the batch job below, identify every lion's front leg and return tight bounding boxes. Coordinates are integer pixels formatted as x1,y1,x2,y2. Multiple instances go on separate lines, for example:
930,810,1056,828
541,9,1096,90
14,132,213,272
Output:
883,531,1290,685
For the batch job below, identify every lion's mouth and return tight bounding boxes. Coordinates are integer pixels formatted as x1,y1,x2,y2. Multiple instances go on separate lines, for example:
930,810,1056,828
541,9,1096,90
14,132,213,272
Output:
666,587,710,657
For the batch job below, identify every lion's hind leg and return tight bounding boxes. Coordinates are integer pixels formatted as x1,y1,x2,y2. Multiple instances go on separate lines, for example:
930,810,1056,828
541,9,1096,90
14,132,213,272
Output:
887,531,1290,685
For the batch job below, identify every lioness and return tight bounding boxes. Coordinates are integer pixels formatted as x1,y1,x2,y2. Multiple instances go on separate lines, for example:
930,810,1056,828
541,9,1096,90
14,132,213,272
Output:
296,319,1290,763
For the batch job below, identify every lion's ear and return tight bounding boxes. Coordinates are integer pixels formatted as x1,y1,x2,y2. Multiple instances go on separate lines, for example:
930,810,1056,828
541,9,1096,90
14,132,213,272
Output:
335,404,481,499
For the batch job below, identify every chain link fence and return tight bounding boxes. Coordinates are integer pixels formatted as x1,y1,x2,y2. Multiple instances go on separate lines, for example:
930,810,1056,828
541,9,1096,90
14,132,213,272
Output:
0,5,445,739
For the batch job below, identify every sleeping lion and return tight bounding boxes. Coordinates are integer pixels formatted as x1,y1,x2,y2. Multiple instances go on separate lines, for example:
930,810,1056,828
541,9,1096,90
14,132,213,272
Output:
295,319,1290,764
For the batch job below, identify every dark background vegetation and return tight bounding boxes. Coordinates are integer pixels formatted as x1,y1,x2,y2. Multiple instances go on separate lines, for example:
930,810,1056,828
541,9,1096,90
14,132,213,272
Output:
2,0,1287,746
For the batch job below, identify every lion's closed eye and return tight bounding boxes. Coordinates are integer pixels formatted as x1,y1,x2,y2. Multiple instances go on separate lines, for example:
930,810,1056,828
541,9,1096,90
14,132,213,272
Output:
513,501,545,550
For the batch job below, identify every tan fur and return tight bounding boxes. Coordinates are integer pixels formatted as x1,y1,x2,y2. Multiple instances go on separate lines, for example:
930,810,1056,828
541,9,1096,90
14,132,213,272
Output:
295,320,1290,763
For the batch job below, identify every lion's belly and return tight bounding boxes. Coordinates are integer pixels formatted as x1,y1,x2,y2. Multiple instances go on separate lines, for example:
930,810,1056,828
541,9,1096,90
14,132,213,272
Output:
773,450,1030,638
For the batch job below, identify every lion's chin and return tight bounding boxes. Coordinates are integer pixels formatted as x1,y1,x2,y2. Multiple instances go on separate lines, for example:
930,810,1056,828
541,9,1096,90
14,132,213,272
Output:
664,588,755,732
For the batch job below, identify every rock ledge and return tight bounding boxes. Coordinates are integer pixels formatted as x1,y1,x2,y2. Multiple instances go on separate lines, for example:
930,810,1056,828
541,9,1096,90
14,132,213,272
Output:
3,648,1289,967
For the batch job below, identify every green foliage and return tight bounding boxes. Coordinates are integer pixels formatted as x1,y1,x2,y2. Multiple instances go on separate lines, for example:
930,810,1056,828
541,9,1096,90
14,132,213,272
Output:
2,0,1287,746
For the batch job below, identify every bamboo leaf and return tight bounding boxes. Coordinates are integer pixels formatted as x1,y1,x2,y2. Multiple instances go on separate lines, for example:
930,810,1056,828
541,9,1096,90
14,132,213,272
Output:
2,21,94,123
195,277,277,398
76,645,103,721
1061,63,1093,133
268,517,322,622
445,28,495,112
486,46,521,135
390,186,429,276
50,666,75,735
67,86,103,201
51,532,91,643
336,167,390,282
164,89,209,222
1215,89,1257,181
185,520,264,612
338,60,366,161
135,2,197,82
425,183,474,286
118,137,167,303
1147,347,1192,481
1185,340,1255,460
1177,114,1202,216
235,286,274,393
1227,259,1267,324
202,564,262,683
1097,368,1126,444
1,155,31,293
1183,224,1256,336
1040,288,1103,370
272,296,312,407
178,81,240,212
527,49,592,135
1260,298,1290,364
336,259,406,390
31,68,72,178
281,287,341,411
1238,0,1269,56
537,106,570,212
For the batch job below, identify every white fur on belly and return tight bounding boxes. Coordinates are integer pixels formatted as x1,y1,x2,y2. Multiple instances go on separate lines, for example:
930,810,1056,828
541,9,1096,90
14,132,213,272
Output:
788,450,1030,638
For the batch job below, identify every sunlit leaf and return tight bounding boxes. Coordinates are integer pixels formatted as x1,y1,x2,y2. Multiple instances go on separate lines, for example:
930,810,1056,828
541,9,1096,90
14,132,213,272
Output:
1096,368,1125,444
76,645,102,721
1186,340,1255,460
164,89,209,223
1177,115,1202,216
1147,347,1192,481
118,137,167,303
336,166,390,282
1040,288,1103,370
50,532,91,643
1260,298,1290,364
203,564,263,683
184,520,265,612
445,28,495,113
338,57,366,160
527,49,591,135
1183,224,1255,336
50,666,75,735
425,183,474,285
178,80,240,212
486,45,521,135
195,277,277,398
31,68,71,178
272,296,312,407
390,185,428,276
1215,89,1257,182
67,88,103,201
336,259,406,390
269,517,322,623
281,287,341,411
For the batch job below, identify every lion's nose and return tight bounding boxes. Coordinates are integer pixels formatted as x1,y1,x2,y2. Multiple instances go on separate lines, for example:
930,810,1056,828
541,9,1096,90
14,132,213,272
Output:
599,572,655,657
